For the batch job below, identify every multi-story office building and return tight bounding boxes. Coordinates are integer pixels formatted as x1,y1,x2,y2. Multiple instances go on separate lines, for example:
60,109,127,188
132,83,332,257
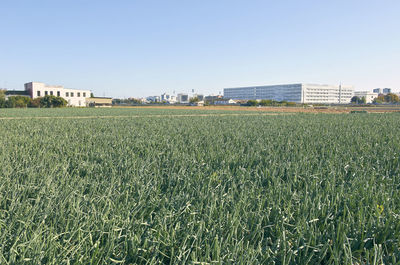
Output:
373,88,393,95
373,88,382,94
383,88,392,94
25,82,91,107
177,93,189,103
160,93,177,104
224,83,354,104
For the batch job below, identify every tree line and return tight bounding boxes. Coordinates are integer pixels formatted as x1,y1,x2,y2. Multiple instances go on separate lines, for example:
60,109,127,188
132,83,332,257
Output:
0,90,67,108
351,93,399,104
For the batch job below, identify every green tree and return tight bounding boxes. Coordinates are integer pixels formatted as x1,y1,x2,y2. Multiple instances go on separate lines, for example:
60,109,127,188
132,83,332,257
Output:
259,99,273,106
189,97,199,103
40,95,67,108
52,96,68,107
0,89,5,108
7,96,31,108
384,93,399,103
351,96,361,104
351,96,367,104
361,96,367,104
29,98,42,108
247,100,258,106
373,93,399,104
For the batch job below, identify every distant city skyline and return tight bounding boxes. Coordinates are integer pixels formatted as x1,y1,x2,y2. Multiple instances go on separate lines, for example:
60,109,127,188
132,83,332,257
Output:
1,0,399,98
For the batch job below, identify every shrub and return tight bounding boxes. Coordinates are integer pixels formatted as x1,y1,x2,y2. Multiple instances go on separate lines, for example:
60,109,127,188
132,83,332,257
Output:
39,95,67,108
246,100,258,106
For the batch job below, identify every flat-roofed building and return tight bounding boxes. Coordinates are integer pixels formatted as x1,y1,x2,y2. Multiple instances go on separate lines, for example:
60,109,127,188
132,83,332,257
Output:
373,88,382,94
224,83,354,104
177,93,189,103
5,90,31,99
383,88,392,94
86,97,112,107
353,91,378,103
24,82,91,107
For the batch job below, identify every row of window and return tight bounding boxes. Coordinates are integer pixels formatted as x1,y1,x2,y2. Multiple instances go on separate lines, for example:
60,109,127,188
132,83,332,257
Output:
37,91,87,98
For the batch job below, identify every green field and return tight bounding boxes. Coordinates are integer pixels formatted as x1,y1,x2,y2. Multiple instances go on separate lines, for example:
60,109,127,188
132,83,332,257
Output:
0,108,399,264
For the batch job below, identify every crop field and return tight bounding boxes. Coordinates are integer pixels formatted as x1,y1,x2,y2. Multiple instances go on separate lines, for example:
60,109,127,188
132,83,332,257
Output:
0,108,399,264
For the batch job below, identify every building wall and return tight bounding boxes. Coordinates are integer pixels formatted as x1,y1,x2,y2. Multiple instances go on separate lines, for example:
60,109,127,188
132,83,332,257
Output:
354,91,378,103
25,82,91,107
302,84,353,104
373,88,382,94
383,88,391,94
224,83,354,104
193,94,204,101
177,94,189,103
224,87,256,100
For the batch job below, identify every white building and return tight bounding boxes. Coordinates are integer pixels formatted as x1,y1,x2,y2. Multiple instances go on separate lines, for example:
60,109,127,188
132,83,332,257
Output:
160,93,177,104
161,93,170,101
224,83,354,104
214,99,237,105
167,95,177,104
353,91,378,103
25,82,91,107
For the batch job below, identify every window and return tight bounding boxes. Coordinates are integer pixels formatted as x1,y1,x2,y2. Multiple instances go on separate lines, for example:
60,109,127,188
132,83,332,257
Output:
37,91,41,97
50,91,53,96
77,92,80,97
83,92,86,97
66,92,69,97
57,91,60,97
71,92,74,97
45,91,48,96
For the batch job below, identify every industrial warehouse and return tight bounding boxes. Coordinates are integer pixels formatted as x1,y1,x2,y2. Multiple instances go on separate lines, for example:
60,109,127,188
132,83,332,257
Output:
223,83,354,104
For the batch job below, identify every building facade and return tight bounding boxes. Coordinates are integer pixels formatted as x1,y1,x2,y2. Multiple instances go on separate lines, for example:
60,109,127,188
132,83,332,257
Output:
373,88,382,94
193,94,204,101
374,88,392,94
146,96,161,103
224,83,354,104
383,88,392,94
177,93,189,103
353,91,378,103
25,82,91,107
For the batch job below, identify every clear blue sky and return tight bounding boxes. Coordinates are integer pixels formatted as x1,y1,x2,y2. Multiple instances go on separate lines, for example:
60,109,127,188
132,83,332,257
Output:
1,0,399,98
